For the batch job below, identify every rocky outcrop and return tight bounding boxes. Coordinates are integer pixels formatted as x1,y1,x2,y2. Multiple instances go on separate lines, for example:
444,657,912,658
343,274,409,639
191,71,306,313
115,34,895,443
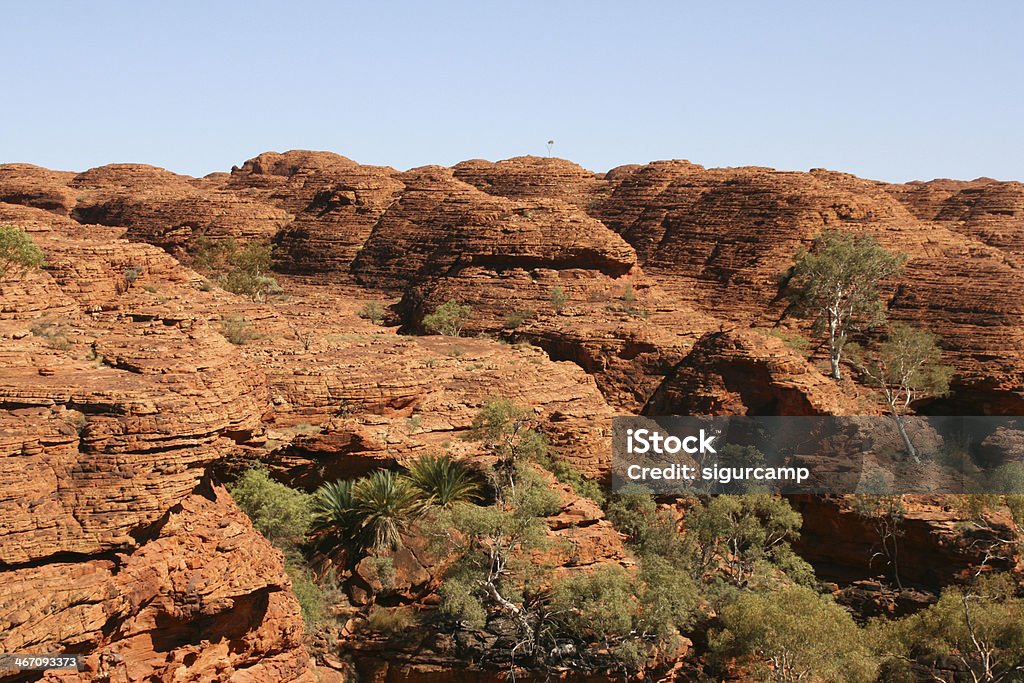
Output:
588,163,1024,414
70,166,290,254
352,166,635,291
3,485,313,682
792,495,1009,589
213,151,408,276
0,163,78,215
0,214,313,681
644,328,865,416
452,156,608,210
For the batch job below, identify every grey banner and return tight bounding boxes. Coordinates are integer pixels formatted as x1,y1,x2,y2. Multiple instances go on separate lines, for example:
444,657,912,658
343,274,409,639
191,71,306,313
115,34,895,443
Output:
612,416,1024,495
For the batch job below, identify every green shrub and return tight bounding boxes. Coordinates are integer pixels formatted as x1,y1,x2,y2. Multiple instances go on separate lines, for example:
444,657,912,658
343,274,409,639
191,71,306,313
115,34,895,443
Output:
406,454,482,508
365,606,417,634
620,283,636,304
549,286,568,313
870,574,1024,681
551,565,637,641
759,327,812,358
504,309,535,329
422,299,472,336
710,584,878,682
358,301,387,324
0,225,45,278
228,467,313,548
190,238,282,302
536,452,605,505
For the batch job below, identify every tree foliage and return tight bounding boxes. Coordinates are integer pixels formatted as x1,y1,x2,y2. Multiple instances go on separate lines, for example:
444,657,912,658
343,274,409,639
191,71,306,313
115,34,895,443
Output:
872,574,1024,682
0,224,45,278
189,237,281,302
422,299,472,336
853,322,953,460
711,584,878,682
787,230,905,380
228,466,312,548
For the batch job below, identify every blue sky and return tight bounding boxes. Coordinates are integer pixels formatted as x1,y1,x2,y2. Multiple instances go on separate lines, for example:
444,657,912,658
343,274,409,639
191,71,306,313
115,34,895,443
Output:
2,1,1021,181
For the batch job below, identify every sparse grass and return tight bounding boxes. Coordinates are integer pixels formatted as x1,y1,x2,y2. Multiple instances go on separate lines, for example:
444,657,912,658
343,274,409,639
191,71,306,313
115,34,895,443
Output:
757,327,813,358
446,345,465,357
31,318,72,351
219,316,259,345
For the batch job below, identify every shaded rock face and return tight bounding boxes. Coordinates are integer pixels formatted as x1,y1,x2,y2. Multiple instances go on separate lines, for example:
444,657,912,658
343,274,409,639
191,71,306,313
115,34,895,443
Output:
0,163,78,215
791,495,1007,590
644,329,864,417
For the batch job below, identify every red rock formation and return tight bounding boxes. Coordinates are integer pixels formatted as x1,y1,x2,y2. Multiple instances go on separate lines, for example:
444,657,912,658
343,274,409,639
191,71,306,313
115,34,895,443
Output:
644,328,866,416
2,485,313,682
216,150,406,277
0,213,313,681
452,156,608,210
353,166,635,290
0,163,78,215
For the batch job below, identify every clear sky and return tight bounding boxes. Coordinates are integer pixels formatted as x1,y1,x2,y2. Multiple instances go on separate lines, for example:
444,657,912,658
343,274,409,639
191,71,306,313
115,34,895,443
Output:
2,1,1021,182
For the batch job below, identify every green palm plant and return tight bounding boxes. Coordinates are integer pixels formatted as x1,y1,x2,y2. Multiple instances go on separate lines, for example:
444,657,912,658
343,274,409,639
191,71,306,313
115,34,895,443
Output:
352,470,422,551
407,454,482,508
311,479,358,536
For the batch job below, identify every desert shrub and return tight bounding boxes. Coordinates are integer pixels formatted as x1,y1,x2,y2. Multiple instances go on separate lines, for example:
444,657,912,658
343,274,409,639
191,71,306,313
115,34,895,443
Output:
549,285,568,313
123,265,142,289
406,454,482,508
30,317,72,351
228,467,313,548
366,606,417,634
620,283,636,304
536,451,605,505
358,301,386,324
759,328,812,357
422,299,472,336
219,316,259,345
0,225,45,278
687,494,811,587
220,268,282,302
551,565,637,642
432,471,555,637
365,554,397,592
467,399,548,464
191,237,282,302
548,550,698,671
504,308,535,329
284,552,329,626
710,584,878,682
